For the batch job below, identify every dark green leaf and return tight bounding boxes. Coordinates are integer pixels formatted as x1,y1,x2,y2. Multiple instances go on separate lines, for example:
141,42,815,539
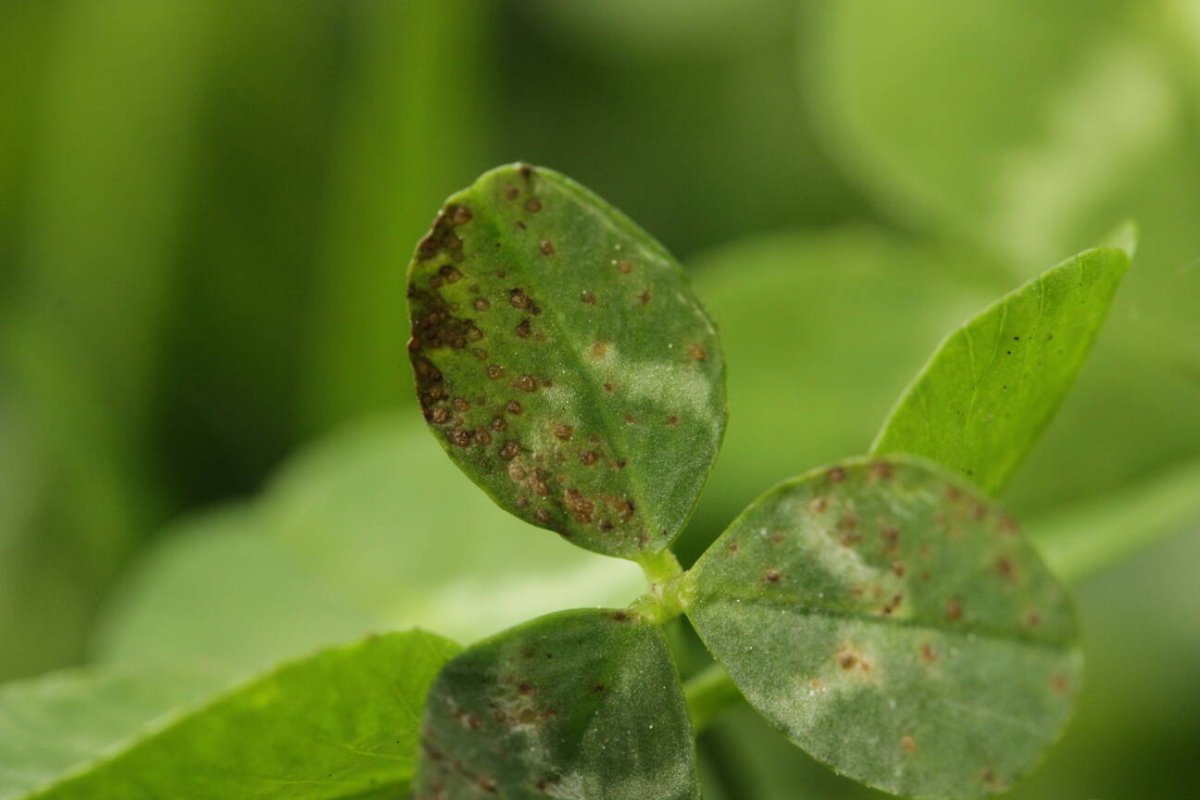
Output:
8,630,457,800
686,457,1081,800
871,246,1128,495
414,609,700,799
407,163,725,559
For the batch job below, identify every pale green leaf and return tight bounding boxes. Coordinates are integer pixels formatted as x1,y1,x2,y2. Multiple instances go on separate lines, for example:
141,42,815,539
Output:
95,416,642,677
0,666,223,800
686,457,1081,799
407,163,725,559
871,246,1128,495
683,229,1007,554
6,631,456,800
414,609,699,799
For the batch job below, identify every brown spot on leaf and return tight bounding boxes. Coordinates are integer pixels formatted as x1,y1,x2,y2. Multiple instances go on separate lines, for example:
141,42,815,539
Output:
828,466,847,483
473,298,491,311
995,555,1019,583
499,441,521,461
686,343,707,361
554,424,574,441
667,415,680,427
763,568,782,584
808,495,829,514
579,450,599,466
581,290,596,304
891,561,906,578
430,406,450,425
539,240,555,255
616,259,633,274
637,289,652,305
509,289,531,309
591,341,608,359
505,185,519,201
868,460,895,481
513,375,538,393
1051,674,1070,695
486,364,504,380
563,489,595,523
524,197,542,213
506,400,523,415
901,735,918,754
919,642,937,664
515,319,532,338
946,598,964,621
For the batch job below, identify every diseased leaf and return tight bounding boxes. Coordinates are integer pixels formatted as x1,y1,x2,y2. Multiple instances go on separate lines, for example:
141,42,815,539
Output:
407,163,725,559
871,246,1129,495
9,630,457,800
686,457,1081,800
414,609,700,799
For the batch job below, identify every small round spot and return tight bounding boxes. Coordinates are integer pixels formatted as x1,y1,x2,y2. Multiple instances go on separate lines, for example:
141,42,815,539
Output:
506,400,523,415
525,197,542,213
539,240,555,255
473,298,491,311
513,375,537,392
554,424,574,441
486,364,504,379
616,259,633,274
581,290,597,304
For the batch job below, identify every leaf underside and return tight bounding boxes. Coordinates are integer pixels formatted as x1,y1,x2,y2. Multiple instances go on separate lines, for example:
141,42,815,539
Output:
871,246,1129,495
12,631,458,800
407,163,725,559
686,457,1081,800
414,608,700,800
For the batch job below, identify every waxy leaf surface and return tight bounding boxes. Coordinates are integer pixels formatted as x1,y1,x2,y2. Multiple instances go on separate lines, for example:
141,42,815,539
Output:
414,608,699,799
9,631,457,799
872,247,1128,495
686,457,1081,800
407,164,725,558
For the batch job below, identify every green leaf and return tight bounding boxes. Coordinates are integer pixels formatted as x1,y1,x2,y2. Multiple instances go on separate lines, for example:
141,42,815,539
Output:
0,665,224,800
407,163,725,559
681,229,1008,558
685,457,1081,800
871,246,1129,495
95,416,642,678
6,630,457,800
414,609,700,799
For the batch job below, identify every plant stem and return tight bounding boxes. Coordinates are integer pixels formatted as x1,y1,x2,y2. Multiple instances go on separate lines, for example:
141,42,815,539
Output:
631,549,690,624
684,663,743,733
1030,459,1200,584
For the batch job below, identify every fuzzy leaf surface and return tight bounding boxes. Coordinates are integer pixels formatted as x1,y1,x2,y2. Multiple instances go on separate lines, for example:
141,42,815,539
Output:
686,457,1081,799
872,246,1128,494
414,608,699,799
9,631,457,799
407,163,725,558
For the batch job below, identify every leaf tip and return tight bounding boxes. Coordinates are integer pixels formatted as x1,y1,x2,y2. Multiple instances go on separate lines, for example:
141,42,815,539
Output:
1101,218,1139,262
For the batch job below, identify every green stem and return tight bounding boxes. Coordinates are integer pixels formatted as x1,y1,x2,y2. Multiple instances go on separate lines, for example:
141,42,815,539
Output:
684,663,743,733
631,549,690,624
1030,459,1200,584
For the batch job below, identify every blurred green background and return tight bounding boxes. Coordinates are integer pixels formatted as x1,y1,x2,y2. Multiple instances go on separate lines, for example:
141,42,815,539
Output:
2,1,1198,797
